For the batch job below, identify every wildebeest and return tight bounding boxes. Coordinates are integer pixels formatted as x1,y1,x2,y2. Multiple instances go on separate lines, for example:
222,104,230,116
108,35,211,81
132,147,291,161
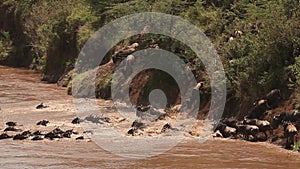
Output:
71,117,82,124
236,124,259,141
220,117,238,128
36,102,49,109
161,123,179,133
13,131,31,140
122,54,135,76
212,130,223,138
215,122,237,138
248,99,270,119
112,43,139,64
6,121,17,127
296,120,300,130
0,133,12,140
234,30,243,37
45,128,64,140
127,128,137,136
273,110,300,125
84,115,103,124
76,136,84,140
36,120,49,126
31,135,43,141
131,120,146,130
283,122,297,149
262,89,282,108
4,127,22,132
136,105,163,121
243,117,272,138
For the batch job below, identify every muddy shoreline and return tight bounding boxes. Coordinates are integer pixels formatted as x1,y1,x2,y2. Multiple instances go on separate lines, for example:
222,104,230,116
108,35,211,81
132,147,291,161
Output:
1,65,300,168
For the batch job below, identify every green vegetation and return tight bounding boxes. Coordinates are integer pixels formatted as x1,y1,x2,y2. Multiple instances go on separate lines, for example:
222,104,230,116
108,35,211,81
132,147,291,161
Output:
293,141,300,152
0,0,299,109
0,0,97,80
0,31,12,60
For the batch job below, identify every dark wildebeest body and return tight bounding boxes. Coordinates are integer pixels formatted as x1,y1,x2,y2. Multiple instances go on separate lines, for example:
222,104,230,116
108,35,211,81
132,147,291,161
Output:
243,118,272,138
248,99,269,119
284,123,297,149
263,89,282,108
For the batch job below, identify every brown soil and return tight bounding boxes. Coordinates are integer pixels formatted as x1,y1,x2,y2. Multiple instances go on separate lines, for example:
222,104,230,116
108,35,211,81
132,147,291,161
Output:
67,57,298,122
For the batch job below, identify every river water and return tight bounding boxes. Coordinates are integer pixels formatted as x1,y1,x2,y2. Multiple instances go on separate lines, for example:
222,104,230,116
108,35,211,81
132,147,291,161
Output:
0,66,299,169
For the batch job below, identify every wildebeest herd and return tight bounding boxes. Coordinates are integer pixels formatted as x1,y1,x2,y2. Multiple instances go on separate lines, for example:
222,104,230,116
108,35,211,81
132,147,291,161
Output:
0,119,85,141
0,101,117,142
0,89,299,152
214,111,299,148
214,89,300,150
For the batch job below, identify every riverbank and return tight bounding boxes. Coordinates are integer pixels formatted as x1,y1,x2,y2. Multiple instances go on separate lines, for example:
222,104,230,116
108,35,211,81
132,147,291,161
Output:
1,66,300,168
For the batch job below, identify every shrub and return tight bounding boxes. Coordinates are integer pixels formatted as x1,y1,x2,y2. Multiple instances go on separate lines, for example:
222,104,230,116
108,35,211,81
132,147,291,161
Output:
0,31,12,60
293,141,300,152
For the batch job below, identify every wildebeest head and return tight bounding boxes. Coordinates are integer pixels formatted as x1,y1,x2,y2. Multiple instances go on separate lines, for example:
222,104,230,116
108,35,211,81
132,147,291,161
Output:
272,114,284,129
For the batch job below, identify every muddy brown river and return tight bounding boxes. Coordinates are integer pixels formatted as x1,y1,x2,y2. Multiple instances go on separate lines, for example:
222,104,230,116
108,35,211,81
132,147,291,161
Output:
0,65,300,168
